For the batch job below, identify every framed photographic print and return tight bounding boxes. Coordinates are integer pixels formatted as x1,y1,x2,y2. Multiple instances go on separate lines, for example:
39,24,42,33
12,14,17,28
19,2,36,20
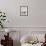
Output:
20,6,28,16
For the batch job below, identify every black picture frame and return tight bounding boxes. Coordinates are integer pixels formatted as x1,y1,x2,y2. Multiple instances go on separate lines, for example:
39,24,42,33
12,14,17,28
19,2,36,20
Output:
20,6,28,16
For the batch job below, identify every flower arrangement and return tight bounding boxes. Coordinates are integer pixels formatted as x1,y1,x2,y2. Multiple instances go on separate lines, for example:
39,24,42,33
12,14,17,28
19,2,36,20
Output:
0,10,6,28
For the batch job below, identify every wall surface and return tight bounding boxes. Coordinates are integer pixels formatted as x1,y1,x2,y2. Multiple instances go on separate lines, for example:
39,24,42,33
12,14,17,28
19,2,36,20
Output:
0,0,46,27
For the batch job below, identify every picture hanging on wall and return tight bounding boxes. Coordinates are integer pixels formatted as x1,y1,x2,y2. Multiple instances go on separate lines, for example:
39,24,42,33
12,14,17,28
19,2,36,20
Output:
20,6,28,16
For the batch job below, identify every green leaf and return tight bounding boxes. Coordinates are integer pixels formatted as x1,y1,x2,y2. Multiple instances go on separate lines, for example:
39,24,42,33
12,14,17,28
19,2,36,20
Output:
0,12,2,13
3,16,6,17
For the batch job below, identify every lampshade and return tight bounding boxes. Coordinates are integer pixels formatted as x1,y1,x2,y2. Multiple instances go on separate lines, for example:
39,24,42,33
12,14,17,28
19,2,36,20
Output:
5,29,10,33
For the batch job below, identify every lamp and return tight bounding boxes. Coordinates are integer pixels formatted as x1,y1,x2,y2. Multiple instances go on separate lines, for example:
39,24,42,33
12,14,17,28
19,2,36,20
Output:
5,29,10,37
